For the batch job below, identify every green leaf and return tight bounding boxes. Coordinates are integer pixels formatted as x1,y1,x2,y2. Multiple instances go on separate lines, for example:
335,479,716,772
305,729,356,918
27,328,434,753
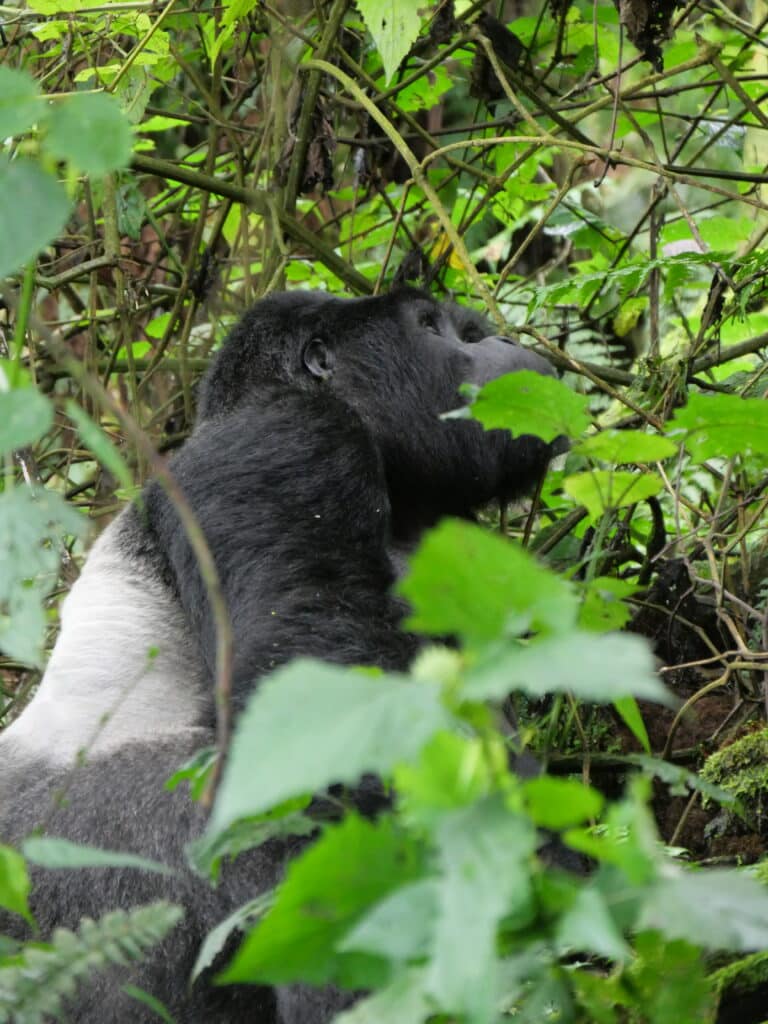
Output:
0,844,33,924
207,659,451,838
45,92,133,176
0,390,53,454
556,885,631,961
355,0,423,84
426,797,536,1020
393,733,493,828
191,894,271,982
0,68,44,139
563,469,663,520
333,968,432,1023
121,986,176,1023
614,696,650,753
399,520,579,647
523,777,604,830
338,879,436,962
696,215,753,252
575,429,677,463
627,754,737,807
639,868,768,951
220,814,422,987
0,488,85,666
190,807,316,881
628,932,715,1024
0,157,70,280
566,777,660,885
578,576,637,632
463,631,671,705
66,401,134,492
397,64,453,111
468,370,590,442
22,837,173,875
670,392,768,462
26,0,86,10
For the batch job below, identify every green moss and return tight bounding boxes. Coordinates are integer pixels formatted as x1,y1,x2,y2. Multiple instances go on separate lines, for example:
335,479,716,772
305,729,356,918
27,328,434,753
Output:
754,859,768,887
701,729,768,829
710,950,768,1002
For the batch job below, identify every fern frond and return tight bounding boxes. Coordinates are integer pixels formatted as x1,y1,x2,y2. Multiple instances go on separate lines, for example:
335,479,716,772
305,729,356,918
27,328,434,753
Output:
0,901,184,1024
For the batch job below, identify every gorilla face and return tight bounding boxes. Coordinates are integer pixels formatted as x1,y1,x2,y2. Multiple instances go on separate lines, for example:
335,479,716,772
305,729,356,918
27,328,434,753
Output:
199,289,555,538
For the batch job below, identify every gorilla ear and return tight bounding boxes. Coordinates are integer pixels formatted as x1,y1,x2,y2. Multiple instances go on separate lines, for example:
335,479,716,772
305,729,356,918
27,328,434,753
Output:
302,338,335,380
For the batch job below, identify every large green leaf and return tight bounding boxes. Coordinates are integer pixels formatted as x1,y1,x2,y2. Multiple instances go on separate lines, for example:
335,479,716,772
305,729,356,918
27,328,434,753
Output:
207,659,451,837
0,390,53,454
0,68,44,139
556,885,631,961
355,0,423,84
669,392,768,462
220,814,422,987
339,879,437,963
468,370,591,442
564,469,663,520
575,429,677,463
0,158,70,280
333,968,432,1023
425,797,536,1020
463,631,671,705
45,92,133,176
639,869,768,951
399,520,578,647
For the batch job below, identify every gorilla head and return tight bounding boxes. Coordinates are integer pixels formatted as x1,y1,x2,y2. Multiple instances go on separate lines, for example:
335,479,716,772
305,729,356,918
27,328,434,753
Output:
197,288,555,538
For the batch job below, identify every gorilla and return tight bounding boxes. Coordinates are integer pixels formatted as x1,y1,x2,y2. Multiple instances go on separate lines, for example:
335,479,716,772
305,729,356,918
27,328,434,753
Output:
0,288,555,1023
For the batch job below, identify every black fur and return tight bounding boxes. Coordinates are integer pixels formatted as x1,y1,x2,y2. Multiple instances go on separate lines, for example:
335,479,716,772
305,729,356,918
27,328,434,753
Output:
0,289,555,1022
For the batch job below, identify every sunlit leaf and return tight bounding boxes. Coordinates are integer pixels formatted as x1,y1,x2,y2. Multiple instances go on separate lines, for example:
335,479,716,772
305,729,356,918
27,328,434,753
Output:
463,631,671,705
220,814,421,987
564,469,663,520
523,777,604,830
0,845,33,924
670,392,768,462
355,0,423,84
575,430,677,463
468,370,590,442
207,659,451,838
400,520,578,647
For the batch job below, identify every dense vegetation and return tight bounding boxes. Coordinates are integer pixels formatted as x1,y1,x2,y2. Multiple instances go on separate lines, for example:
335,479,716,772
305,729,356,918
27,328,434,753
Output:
2,0,768,1020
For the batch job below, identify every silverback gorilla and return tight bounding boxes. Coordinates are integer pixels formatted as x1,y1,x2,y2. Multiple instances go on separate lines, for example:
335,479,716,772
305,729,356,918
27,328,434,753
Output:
0,288,556,1023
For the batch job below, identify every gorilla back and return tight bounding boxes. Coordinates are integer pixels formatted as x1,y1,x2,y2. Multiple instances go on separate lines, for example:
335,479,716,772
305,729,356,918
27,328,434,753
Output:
0,288,555,1022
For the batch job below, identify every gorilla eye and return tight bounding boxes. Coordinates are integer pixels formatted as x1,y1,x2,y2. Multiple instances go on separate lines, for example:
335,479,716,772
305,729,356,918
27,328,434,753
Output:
417,309,441,333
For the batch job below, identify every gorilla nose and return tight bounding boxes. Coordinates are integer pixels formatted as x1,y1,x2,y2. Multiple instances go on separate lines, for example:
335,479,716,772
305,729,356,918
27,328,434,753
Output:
466,335,556,387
